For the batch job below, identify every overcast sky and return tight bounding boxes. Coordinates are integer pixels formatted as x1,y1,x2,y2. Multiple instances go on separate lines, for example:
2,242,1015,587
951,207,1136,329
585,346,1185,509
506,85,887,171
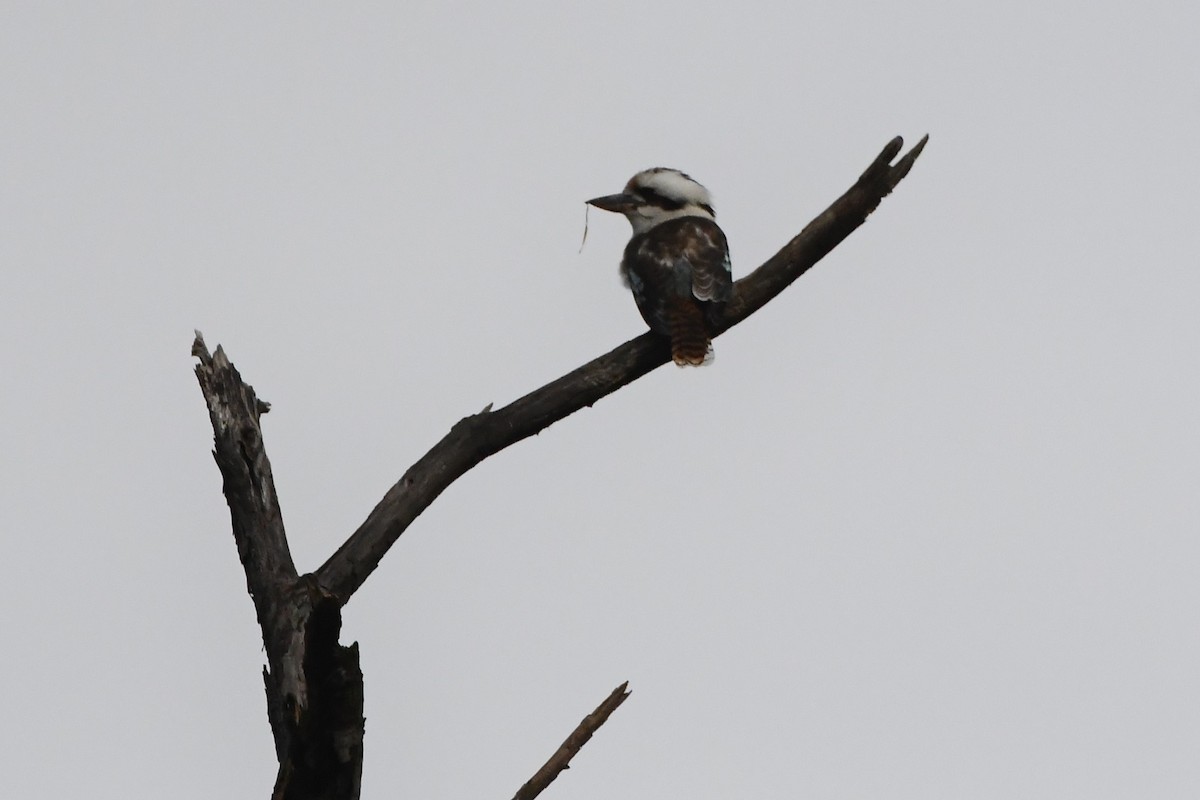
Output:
3,3,1198,798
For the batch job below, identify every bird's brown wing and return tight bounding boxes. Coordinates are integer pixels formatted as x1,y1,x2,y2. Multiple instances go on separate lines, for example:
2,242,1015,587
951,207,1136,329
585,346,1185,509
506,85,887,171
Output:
675,217,732,305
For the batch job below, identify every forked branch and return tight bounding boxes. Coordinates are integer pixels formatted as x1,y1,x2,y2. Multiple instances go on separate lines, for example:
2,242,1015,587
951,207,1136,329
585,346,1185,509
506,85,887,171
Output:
193,134,927,799
195,338,364,800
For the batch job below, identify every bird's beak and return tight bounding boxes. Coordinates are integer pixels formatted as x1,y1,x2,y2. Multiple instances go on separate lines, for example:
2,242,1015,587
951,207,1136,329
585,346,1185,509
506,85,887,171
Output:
586,193,638,213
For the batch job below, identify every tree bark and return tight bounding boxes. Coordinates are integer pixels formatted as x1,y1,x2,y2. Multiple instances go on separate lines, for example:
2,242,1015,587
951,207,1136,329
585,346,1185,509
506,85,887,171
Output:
512,683,631,800
192,135,927,799
194,341,364,800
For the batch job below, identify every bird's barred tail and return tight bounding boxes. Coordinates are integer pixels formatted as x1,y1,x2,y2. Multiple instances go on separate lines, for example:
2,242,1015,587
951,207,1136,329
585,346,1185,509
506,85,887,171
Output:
665,300,714,367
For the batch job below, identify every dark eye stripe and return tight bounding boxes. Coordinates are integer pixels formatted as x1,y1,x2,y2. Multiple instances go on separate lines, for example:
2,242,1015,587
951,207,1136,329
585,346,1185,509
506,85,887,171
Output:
638,186,685,211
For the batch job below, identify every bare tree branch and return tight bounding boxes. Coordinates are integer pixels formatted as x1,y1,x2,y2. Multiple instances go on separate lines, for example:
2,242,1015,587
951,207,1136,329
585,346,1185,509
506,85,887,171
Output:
193,334,297,696
511,682,632,800
317,134,929,603
195,335,364,800
193,135,926,797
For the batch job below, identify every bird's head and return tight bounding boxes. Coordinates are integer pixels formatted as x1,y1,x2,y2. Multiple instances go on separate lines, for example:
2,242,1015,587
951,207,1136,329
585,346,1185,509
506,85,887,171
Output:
586,168,715,236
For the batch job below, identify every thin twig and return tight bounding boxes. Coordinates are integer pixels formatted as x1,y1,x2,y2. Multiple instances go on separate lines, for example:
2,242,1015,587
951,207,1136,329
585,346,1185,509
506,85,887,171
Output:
512,682,632,800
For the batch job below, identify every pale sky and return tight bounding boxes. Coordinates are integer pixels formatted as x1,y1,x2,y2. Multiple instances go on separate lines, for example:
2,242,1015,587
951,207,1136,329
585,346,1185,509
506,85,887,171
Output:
3,3,1198,798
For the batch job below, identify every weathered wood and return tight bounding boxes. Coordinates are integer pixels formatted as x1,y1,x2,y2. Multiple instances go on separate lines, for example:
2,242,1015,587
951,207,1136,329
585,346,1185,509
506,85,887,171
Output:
194,337,365,800
511,683,631,800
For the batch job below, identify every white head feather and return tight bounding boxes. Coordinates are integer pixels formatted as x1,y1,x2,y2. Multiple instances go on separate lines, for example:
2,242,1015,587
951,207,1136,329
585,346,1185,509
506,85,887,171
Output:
624,168,716,235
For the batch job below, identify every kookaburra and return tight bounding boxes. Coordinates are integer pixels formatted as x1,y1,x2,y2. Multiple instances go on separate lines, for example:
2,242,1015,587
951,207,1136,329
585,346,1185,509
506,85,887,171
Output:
587,168,733,366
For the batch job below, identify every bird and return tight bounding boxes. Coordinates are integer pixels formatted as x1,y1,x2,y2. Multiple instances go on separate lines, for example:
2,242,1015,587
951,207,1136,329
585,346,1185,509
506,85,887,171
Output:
587,168,733,366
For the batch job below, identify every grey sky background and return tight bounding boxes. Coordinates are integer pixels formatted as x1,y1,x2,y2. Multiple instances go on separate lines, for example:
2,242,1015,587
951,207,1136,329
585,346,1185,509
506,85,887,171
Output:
3,2,1198,798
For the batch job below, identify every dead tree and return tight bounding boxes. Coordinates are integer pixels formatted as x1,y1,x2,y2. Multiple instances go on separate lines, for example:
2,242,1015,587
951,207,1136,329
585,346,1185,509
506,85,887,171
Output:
192,135,927,800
